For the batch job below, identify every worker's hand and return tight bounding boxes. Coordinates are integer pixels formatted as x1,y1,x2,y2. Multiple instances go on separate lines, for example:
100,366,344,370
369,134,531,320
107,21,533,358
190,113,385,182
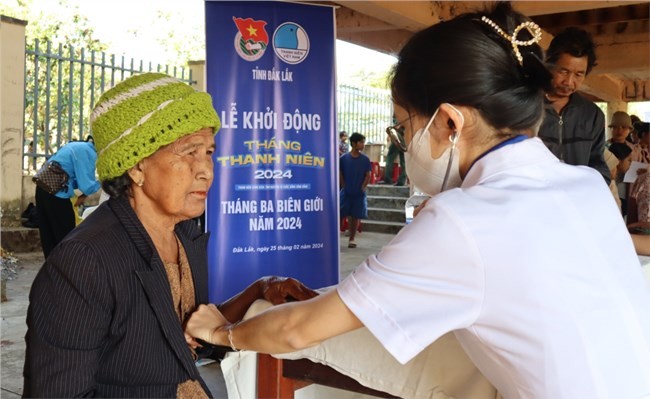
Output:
413,198,430,218
185,304,228,348
257,276,318,305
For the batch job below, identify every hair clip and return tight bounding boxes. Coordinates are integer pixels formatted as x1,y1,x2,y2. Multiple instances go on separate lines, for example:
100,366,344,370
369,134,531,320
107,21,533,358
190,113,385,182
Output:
481,16,542,66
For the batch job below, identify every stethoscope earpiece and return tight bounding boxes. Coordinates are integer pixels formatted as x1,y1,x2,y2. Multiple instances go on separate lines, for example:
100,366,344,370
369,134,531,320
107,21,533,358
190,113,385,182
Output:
449,130,459,144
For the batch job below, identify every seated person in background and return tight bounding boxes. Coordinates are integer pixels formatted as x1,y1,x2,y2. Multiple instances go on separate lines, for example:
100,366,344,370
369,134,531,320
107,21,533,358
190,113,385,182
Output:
23,73,316,398
632,121,650,164
608,142,633,217
186,4,650,398
628,165,650,226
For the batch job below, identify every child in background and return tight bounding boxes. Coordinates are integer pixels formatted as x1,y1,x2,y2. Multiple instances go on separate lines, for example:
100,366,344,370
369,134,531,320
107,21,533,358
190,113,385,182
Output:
339,132,371,248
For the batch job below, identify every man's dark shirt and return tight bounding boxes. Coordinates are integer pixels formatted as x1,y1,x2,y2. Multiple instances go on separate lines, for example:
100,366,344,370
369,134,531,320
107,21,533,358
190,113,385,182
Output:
538,92,611,185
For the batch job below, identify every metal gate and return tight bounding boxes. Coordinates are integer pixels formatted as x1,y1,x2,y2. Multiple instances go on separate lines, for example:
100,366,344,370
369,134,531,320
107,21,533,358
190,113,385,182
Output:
23,39,192,171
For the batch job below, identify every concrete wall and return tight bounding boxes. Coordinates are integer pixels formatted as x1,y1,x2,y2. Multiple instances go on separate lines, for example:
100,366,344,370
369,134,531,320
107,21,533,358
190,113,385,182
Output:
188,60,206,92
22,176,35,209
0,16,27,225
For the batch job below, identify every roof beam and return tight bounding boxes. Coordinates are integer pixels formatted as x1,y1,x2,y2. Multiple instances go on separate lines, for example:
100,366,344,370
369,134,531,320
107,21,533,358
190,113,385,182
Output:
337,29,412,56
513,1,646,16
594,41,650,75
531,3,649,29
336,6,396,33
333,1,485,31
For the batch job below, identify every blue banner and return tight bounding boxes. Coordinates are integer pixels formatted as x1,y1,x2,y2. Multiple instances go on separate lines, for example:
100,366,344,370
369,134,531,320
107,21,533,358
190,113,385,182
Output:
205,1,339,303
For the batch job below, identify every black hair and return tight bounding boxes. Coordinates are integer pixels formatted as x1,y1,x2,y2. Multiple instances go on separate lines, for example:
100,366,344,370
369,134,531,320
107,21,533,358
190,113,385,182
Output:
634,121,650,139
349,132,365,144
102,172,133,199
608,143,632,161
546,27,598,75
339,131,347,138
390,2,551,135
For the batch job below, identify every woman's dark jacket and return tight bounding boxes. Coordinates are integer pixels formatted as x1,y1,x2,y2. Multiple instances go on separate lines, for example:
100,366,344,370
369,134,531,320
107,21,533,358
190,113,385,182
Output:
23,196,212,398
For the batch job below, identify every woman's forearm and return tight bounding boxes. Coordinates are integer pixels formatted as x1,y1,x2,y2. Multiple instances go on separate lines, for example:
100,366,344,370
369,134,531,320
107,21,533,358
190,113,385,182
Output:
217,280,263,323
213,289,363,354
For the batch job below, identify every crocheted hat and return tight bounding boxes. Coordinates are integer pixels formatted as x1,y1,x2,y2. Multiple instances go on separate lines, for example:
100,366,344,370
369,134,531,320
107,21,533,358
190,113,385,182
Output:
91,72,220,180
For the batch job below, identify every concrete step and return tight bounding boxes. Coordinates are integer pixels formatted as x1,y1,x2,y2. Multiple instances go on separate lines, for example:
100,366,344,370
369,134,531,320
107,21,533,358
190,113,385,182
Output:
368,195,407,210
1,227,41,253
366,184,410,198
361,219,405,235
368,207,405,224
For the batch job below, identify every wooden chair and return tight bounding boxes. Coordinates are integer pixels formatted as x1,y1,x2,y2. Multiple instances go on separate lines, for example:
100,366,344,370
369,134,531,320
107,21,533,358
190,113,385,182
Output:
257,353,398,399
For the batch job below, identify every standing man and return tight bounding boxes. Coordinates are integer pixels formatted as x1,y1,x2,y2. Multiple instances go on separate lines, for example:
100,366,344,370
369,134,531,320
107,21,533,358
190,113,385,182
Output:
538,27,610,184
339,132,371,249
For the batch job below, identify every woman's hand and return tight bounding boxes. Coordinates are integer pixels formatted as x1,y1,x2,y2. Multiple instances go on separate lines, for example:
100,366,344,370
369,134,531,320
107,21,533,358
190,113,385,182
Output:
184,304,229,348
257,276,318,305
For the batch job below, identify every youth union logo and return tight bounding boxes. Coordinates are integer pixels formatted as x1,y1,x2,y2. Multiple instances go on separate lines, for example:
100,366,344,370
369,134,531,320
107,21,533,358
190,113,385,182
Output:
272,22,310,65
232,17,269,61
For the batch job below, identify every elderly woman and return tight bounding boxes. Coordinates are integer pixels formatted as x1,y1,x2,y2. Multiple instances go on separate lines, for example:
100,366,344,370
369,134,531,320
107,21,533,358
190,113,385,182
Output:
23,73,315,398
186,3,650,398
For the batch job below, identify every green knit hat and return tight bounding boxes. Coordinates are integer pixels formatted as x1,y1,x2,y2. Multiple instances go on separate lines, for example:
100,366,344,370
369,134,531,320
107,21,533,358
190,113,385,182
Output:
91,72,220,180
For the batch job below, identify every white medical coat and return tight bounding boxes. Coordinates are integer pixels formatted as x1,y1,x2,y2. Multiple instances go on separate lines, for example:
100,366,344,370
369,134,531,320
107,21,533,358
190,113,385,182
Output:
339,137,650,399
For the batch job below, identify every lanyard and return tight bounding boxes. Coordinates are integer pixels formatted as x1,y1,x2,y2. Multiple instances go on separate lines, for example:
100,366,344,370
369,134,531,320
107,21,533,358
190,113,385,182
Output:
467,134,527,173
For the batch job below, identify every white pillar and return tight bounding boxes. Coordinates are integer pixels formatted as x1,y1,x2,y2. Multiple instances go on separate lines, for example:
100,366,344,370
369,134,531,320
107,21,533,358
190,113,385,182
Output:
188,60,206,92
0,15,27,224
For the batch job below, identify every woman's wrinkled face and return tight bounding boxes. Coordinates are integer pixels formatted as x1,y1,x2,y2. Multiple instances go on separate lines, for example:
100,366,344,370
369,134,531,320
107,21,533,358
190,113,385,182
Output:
139,128,215,220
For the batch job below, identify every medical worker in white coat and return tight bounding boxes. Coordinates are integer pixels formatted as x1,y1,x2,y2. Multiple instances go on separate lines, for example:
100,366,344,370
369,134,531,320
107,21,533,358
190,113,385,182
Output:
186,3,650,398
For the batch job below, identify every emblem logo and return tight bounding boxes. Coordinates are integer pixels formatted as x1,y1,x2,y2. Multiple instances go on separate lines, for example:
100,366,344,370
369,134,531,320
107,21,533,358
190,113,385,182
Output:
272,22,310,65
233,17,269,61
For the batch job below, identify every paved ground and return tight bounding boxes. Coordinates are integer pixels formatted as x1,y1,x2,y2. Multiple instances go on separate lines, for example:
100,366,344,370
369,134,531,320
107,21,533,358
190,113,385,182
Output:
0,230,395,398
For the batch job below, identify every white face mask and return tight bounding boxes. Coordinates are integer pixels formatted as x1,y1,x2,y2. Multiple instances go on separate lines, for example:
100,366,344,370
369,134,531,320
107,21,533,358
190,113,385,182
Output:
405,104,463,197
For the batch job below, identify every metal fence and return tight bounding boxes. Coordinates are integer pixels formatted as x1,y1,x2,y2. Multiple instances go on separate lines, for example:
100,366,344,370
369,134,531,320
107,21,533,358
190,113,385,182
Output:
23,39,192,171
23,40,393,171
337,84,393,144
